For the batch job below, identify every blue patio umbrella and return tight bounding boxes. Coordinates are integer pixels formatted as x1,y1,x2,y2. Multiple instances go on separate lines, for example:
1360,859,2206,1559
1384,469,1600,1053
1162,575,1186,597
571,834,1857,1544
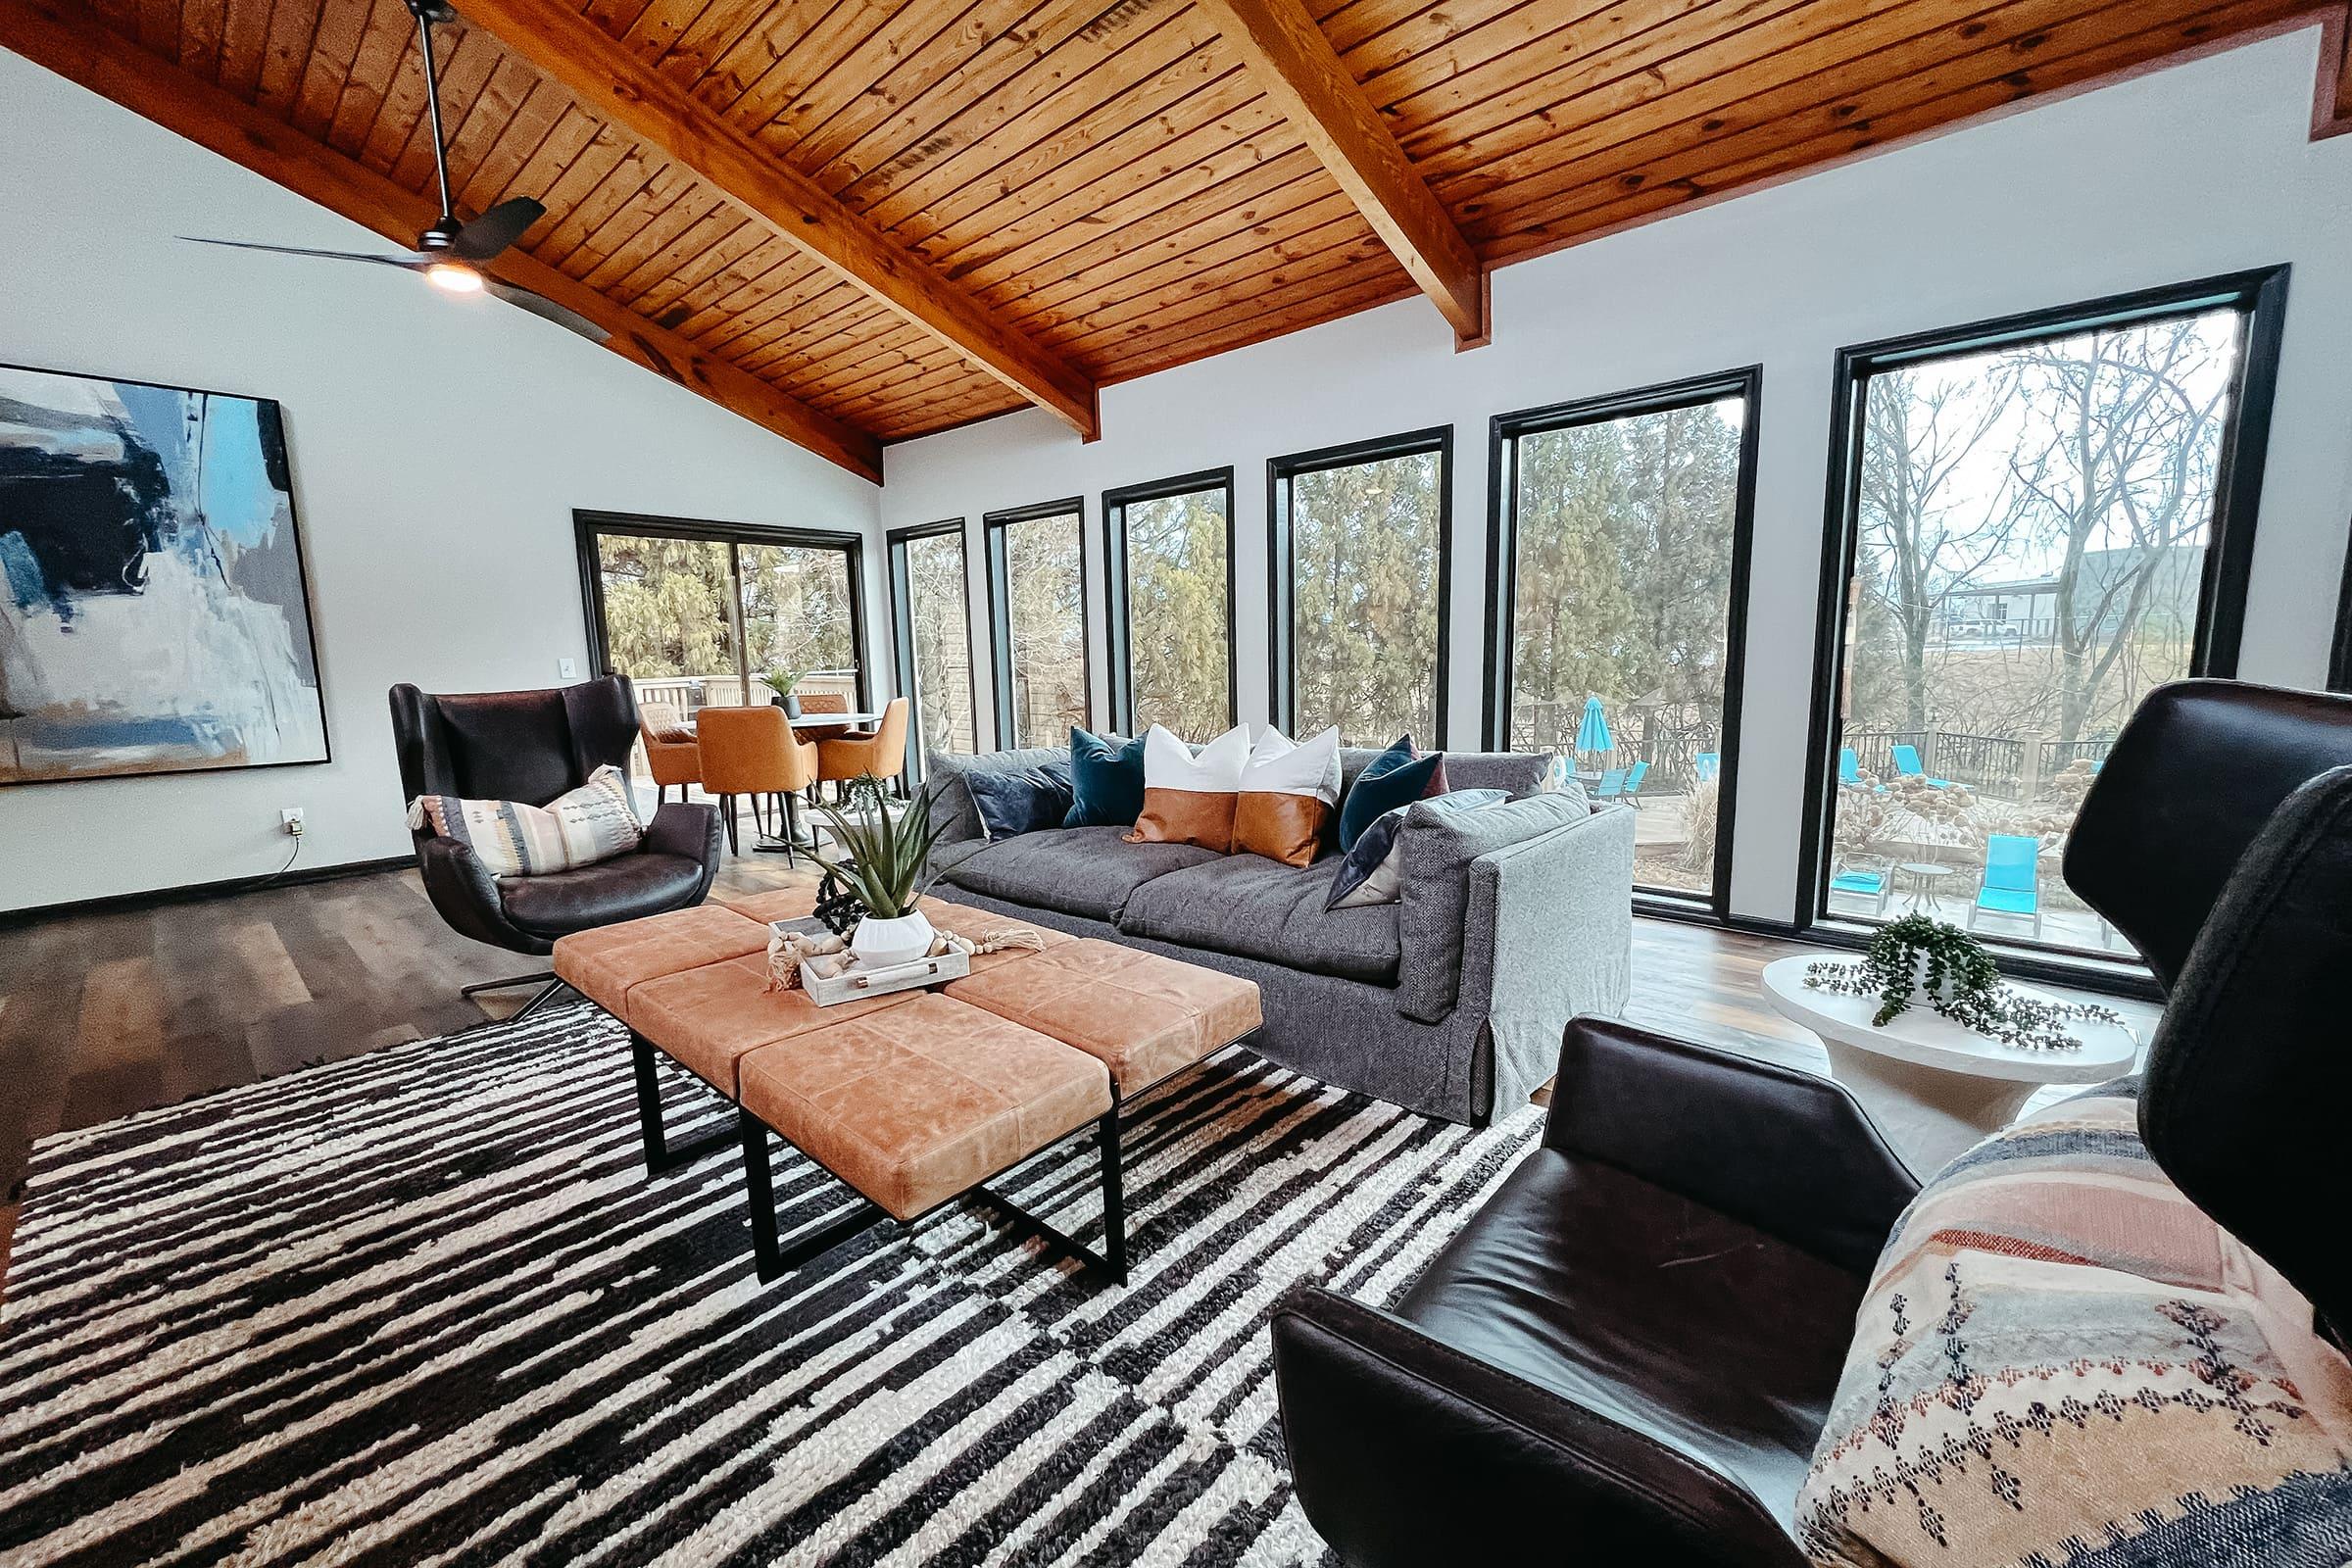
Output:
1573,694,1613,760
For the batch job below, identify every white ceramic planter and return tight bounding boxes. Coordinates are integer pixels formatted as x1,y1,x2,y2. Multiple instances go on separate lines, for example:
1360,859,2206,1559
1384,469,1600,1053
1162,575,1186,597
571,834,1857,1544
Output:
852,910,935,969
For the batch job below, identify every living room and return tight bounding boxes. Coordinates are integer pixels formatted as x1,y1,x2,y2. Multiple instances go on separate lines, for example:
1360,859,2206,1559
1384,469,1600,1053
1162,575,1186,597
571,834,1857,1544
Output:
4,1,2352,1562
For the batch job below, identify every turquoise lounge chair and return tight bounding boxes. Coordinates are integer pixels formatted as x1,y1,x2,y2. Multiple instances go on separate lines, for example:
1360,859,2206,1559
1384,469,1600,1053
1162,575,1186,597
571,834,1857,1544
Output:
1621,760,1649,808
1592,767,1628,801
1838,747,1886,794
1692,752,1719,784
1888,744,1951,788
1829,861,1892,915
1967,834,2043,939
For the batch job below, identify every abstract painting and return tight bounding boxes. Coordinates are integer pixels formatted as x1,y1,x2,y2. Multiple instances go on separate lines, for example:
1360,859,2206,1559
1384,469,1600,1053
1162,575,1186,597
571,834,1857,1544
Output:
0,364,326,784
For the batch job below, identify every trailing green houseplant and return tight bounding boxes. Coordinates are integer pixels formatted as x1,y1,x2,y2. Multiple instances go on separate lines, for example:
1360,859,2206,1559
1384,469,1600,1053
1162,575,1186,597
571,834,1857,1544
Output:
1802,913,2121,1051
809,775,947,967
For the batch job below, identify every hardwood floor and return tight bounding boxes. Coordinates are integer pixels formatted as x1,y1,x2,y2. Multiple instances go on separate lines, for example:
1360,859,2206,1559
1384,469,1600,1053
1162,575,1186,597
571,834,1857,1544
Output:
0,858,2155,1291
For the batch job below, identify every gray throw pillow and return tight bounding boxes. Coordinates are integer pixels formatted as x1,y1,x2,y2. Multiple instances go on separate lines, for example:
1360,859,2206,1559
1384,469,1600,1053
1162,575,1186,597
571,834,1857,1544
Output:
1396,787,1593,1023
1328,789,1508,908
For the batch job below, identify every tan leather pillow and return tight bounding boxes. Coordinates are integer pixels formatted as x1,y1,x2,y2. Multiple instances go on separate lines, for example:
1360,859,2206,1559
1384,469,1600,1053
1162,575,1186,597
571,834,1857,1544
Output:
1125,723,1248,853
1231,726,1341,866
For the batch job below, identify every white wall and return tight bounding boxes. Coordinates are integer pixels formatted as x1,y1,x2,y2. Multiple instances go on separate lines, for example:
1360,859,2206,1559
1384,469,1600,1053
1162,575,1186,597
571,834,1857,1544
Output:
0,47,884,913
877,25,2352,927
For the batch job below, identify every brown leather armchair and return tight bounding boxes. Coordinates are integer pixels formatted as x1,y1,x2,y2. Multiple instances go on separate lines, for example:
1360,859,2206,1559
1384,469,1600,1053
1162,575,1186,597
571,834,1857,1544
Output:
389,677,721,1019
637,700,702,806
1272,678,2352,1566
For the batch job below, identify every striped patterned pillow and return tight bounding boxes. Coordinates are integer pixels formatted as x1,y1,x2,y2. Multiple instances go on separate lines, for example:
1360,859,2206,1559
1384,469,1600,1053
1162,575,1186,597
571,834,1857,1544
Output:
407,763,644,877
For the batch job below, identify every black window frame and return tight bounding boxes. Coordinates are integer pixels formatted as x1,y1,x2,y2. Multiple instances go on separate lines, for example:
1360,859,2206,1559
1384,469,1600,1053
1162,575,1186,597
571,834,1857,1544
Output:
1102,466,1238,738
1267,425,1454,743
886,517,980,783
2330,529,2352,695
983,496,1092,750
1795,266,2289,990
1482,367,1763,923
574,508,873,712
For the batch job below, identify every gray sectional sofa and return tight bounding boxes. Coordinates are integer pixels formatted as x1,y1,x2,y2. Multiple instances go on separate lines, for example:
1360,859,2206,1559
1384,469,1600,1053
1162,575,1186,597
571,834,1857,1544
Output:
921,744,1636,1125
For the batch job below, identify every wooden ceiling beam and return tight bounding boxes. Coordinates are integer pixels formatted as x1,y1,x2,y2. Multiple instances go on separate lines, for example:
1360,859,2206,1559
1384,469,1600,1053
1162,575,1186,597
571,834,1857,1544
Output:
2318,2,2352,137
448,0,1102,438
1193,0,1489,348
0,0,885,483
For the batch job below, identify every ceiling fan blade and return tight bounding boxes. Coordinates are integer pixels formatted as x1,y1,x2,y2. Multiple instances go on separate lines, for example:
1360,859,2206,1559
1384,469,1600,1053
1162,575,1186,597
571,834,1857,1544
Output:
450,197,545,262
180,235,433,268
483,279,612,344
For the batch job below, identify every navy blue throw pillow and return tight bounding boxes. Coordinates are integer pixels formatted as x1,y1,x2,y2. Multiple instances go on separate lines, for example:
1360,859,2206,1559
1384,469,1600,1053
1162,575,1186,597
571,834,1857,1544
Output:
1336,736,1448,853
967,760,1073,842
1064,727,1147,828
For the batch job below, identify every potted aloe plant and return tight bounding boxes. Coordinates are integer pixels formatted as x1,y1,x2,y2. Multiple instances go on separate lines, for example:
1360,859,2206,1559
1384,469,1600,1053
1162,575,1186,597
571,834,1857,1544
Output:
810,776,947,968
759,666,803,718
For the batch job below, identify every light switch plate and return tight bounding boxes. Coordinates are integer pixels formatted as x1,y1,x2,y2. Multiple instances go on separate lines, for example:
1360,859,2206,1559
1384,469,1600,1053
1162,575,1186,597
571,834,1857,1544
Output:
558,658,578,679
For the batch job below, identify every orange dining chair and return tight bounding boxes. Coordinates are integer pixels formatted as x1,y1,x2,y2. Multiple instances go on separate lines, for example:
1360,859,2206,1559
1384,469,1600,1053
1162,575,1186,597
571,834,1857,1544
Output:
795,691,853,745
637,701,703,807
695,705,819,863
817,697,911,800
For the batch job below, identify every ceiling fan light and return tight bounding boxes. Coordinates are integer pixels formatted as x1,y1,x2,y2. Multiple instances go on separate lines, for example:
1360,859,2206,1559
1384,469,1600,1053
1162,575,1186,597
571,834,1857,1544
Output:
425,262,483,294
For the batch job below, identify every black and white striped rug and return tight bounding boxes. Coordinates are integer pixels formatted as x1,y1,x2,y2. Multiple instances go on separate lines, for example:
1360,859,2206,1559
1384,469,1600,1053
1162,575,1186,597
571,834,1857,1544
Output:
0,1003,1542,1565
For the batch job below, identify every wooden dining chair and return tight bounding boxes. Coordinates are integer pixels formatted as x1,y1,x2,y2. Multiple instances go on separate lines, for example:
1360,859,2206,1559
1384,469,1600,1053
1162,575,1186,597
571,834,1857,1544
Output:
637,701,702,806
696,706,819,862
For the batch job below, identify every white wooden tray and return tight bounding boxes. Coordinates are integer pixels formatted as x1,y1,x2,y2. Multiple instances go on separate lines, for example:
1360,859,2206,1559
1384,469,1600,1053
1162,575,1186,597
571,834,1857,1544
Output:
798,947,968,1004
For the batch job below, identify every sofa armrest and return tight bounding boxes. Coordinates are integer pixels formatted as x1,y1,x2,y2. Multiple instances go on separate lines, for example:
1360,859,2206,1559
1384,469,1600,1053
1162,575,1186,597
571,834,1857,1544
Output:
1451,805,1635,1107
1544,1017,1920,1276
1271,1284,1805,1568
1396,792,1607,1024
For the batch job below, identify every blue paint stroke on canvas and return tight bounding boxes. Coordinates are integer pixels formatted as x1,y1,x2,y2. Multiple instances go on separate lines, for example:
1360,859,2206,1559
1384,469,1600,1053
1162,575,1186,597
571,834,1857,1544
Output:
0,366,327,783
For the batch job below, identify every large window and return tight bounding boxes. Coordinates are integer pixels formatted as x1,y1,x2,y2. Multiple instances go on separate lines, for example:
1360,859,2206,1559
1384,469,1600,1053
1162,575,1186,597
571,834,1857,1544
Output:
1487,369,1760,910
985,499,1089,749
577,512,869,768
1806,270,2285,966
1270,428,1450,747
889,520,978,774
1103,468,1235,739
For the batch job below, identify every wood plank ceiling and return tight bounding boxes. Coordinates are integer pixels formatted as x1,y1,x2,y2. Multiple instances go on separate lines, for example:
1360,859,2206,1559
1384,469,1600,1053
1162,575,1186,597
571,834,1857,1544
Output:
4,0,2341,479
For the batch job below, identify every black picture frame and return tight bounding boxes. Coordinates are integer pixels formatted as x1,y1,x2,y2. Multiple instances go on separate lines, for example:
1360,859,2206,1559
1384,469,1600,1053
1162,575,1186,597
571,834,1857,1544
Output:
1267,425,1454,743
0,360,330,788
1792,266,2290,988
574,509,874,715
1101,466,1239,738
1483,367,1763,923
982,497,1091,750
885,517,980,782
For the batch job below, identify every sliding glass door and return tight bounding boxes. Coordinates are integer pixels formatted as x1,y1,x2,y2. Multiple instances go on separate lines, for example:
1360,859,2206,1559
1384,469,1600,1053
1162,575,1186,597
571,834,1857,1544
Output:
1488,369,1759,912
576,513,868,776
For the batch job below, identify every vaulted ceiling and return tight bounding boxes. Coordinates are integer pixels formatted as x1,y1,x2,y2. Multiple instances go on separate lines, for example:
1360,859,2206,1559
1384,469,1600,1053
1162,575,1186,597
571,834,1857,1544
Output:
5,0,2345,482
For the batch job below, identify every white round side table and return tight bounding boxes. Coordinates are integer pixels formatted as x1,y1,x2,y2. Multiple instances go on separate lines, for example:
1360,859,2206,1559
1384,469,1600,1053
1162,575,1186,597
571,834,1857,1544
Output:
1760,955,2139,1177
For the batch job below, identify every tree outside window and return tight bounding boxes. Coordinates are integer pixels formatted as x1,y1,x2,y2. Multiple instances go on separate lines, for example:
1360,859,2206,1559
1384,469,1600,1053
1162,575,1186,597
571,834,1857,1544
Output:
1282,441,1445,748
1117,482,1231,740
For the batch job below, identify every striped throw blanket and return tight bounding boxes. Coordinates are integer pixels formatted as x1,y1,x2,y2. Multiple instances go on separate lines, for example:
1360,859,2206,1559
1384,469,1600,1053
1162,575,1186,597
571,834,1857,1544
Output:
1797,1078,2352,1568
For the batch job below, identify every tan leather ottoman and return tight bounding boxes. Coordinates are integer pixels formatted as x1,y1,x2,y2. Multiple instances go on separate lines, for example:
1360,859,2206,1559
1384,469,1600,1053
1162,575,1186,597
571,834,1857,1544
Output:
551,904,772,1023
738,994,1109,1221
945,938,1263,1099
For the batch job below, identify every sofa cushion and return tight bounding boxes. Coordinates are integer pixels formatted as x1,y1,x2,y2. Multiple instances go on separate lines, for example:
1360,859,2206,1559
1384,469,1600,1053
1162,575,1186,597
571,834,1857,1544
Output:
1796,1077,2352,1567
1119,854,1401,985
1396,791,1596,1022
942,824,1221,923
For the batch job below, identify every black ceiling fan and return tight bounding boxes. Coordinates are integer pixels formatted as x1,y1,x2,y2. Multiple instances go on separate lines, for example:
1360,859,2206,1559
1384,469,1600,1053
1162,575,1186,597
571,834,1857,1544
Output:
183,0,608,342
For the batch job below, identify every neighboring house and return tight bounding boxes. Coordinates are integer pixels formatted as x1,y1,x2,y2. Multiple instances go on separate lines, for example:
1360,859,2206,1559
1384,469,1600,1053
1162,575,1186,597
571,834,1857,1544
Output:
1933,546,2204,649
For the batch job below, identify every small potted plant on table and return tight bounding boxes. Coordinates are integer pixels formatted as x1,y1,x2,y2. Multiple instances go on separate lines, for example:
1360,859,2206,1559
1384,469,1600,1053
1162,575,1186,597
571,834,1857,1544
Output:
811,776,946,969
759,666,803,718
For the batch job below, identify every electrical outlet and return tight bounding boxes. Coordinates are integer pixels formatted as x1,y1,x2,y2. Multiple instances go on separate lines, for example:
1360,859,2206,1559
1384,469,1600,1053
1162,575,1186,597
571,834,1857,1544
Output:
281,807,306,836
558,657,578,680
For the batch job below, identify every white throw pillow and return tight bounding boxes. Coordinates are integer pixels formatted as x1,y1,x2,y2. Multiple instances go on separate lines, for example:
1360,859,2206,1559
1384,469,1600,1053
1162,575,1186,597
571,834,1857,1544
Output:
408,763,644,877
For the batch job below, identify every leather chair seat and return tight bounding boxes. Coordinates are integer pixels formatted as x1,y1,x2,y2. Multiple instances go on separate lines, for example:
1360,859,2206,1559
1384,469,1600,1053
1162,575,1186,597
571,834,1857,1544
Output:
498,851,711,941
1396,1147,1865,1527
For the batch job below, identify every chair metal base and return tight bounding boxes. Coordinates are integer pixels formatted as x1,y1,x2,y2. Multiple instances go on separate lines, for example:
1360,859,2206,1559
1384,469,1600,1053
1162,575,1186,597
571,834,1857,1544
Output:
459,971,568,1025
735,1103,1129,1286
